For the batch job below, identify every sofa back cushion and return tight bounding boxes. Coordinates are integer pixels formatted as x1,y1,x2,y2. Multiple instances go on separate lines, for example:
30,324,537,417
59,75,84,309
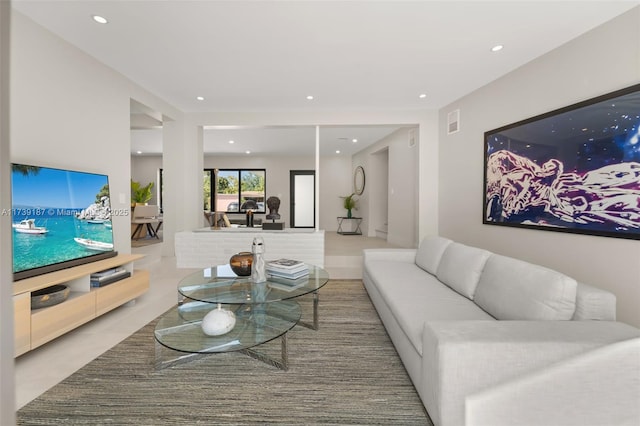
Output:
474,254,577,320
572,282,616,320
415,236,453,275
436,242,491,299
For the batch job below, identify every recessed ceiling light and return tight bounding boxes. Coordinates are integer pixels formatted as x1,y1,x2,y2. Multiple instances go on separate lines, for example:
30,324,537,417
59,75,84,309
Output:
491,45,504,52
306,95,314,100
352,139,358,143
136,151,142,155
92,15,108,24
196,96,205,101
336,150,341,154
245,150,251,154
419,93,427,99
228,140,235,144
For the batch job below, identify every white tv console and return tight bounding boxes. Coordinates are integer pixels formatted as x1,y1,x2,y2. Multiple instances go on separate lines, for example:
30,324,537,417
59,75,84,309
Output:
12,253,149,357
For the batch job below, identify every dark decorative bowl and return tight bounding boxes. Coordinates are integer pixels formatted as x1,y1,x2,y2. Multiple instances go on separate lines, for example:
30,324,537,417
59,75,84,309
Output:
31,284,70,309
229,252,253,276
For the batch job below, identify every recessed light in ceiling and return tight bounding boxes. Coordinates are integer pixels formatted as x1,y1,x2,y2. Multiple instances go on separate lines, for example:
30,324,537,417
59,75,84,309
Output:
136,151,142,155
228,140,235,144
92,15,108,24
245,150,251,154
306,95,314,100
491,45,504,52
336,150,341,154
196,96,205,101
419,93,427,99
352,139,358,143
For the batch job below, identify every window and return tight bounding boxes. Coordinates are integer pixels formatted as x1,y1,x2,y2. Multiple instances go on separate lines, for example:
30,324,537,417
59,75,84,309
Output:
204,169,266,214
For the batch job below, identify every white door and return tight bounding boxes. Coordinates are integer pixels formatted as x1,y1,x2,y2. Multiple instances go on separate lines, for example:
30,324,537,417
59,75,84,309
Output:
291,171,315,228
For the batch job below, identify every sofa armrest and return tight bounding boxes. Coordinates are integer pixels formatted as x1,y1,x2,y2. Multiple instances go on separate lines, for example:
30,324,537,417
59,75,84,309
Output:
573,281,617,320
362,248,417,264
421,320,640,426
466,336,640,426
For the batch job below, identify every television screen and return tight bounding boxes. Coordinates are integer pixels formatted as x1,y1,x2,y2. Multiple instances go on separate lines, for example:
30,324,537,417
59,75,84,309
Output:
11,163,117,281
484,83,640,240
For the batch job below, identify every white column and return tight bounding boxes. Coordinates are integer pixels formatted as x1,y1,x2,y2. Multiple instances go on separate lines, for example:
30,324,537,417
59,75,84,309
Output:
418,112,439,242
0,1,16,423
162,118,203,256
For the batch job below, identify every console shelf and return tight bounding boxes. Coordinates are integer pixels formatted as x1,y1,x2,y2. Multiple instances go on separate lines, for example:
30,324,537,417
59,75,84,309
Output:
13,254,149,357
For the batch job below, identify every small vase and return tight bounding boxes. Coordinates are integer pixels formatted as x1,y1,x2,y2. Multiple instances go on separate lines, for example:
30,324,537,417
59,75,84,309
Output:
229,252,253,276
347,209,352,218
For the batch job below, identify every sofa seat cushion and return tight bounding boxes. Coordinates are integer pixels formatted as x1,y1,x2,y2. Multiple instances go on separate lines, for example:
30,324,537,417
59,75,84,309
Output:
415,236,452,275
365,260,494,356
475,254,577,320
436,242,491,299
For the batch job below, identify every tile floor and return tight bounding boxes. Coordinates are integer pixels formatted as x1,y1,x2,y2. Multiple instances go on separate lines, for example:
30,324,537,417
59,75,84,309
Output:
14,231,401,409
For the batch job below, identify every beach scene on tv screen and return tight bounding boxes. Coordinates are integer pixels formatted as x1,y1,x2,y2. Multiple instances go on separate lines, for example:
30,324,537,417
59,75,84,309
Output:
11,165,114,274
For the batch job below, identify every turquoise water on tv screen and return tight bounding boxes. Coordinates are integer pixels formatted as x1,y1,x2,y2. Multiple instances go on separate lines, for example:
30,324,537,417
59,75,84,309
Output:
12,212,114,273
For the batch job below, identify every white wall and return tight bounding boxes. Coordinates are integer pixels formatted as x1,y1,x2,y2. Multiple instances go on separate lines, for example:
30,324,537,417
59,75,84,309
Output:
319,155,353,231
353,127,419,247
10,11,182,255
0,1,15,424
438,7,640,327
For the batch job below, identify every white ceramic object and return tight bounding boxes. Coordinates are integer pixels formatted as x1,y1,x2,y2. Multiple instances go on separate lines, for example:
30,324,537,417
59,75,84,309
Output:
201,303,236,336
251,236,267,283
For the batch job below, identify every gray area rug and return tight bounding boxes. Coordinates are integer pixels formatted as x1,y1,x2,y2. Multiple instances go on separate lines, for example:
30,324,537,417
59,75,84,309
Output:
18,280,432,425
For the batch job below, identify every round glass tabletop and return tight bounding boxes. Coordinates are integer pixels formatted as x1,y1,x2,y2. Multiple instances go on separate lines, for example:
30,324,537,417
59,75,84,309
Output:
154,299,301,354
178,263,330,305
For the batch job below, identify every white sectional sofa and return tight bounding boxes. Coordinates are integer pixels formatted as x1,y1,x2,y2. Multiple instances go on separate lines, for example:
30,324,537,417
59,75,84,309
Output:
362,236,640,426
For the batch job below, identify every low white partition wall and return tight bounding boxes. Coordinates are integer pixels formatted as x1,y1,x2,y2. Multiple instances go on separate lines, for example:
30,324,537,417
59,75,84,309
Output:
175,227,325,269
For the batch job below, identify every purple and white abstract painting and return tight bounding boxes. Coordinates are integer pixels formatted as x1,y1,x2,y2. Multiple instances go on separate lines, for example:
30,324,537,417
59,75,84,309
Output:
484,84,640,240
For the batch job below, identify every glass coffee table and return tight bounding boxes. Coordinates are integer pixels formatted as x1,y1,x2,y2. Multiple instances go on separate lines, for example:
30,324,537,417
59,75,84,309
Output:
154,263,330,370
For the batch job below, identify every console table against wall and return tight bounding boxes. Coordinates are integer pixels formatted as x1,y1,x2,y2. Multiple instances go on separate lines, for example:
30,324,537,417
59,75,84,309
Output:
175,228,325,269
337,217,362,235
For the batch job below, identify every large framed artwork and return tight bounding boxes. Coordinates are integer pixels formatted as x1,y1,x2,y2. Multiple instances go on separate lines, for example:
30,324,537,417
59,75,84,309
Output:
483,83,640,240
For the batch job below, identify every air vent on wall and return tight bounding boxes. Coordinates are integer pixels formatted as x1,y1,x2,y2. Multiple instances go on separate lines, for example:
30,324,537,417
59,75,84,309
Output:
447,109,460,135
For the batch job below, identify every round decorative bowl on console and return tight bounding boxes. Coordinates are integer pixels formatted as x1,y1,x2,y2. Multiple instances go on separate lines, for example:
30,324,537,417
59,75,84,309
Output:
229,252,253,276
31,284,71,309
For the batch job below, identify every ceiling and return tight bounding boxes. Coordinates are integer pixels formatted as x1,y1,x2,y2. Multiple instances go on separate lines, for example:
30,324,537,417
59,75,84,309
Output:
13,0,638,156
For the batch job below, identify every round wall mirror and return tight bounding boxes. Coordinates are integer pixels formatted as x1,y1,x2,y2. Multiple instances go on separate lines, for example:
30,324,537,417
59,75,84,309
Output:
354,166,365,195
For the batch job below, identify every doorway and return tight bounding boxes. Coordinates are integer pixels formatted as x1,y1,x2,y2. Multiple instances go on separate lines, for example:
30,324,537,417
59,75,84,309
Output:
290,170,315,228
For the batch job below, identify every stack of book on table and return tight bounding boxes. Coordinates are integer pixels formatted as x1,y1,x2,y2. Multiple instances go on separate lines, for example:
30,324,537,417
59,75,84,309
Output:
90,267,131,287
265,259,309,280
268,275,309,292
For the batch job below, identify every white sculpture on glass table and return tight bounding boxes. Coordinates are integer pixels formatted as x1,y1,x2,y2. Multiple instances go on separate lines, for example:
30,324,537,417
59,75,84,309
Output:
201,303,236,336
251,236,267,283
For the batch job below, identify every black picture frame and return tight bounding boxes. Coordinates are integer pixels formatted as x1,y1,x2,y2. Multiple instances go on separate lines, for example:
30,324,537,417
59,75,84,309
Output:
483,83,640,240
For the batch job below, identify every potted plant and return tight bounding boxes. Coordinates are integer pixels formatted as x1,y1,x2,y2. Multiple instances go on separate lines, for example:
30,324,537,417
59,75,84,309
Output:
341,193,358,218
131,179,154,206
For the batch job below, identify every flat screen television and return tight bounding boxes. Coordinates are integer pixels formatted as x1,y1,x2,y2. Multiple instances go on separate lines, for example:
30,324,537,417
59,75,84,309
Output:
11,163,117,281
483,83,640,240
